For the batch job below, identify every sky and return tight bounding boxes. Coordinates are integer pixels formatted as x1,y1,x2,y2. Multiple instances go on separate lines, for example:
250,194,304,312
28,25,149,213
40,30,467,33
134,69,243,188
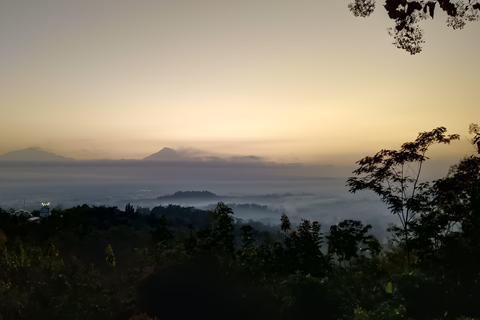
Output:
1,0,479,164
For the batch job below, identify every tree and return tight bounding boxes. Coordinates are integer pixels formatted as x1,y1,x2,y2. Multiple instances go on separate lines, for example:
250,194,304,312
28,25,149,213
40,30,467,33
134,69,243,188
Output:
327,220,373,266
0,228,6,249
284,220,326,275
363,235,382,257
211,202,236,256
151,215,174,244
125,202,136,218
281,274,355,319
135,206,151,216
469,123,480,154
239,225,257,266
280,213,291,235
347,127,459,264
348,0,480,54
105,244,116,267
429,126,480,239
409,124,480,255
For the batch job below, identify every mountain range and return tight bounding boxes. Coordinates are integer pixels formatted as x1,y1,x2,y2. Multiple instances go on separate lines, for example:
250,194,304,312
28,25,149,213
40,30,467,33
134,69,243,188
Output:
0,147,265,163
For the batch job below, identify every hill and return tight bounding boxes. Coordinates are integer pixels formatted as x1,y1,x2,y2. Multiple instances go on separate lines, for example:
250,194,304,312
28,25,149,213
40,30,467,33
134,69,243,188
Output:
143,147,181,161
157,191,222,201
0,147,74,161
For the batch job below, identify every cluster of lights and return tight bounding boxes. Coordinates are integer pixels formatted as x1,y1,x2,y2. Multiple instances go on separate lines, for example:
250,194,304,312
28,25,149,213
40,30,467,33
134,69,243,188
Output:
41,202,50,207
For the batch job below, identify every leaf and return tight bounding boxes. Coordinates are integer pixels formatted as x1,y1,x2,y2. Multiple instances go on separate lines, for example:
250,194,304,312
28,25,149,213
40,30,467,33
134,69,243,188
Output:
396,20,407,31
407,1,422,16
384,0,404,19
437,0,457,16
426,2,436,18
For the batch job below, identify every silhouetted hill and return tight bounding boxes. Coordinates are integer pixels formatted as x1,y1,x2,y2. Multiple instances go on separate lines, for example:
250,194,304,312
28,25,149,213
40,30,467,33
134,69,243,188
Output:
157,191,223,201
0,147,74,161
143,147,180,161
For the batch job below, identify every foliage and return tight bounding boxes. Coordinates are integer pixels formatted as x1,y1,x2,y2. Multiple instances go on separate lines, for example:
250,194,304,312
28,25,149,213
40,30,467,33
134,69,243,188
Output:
105,244,116,267
125,203,135,214
0,228,6,249
280,213,291,235
129,313,159,320
348,0,480,54
125,202,138,219
151,215,174,244
405,126,480,272
135,206,151,216
211,202,235,255
327,219,374,265
469,123,480,153
281,274,355,319
347,127,459,263
348,256,389,310
354,301,411,320
240,225,257,263
393,272,446,319
412,152,480,250
284,220,327,276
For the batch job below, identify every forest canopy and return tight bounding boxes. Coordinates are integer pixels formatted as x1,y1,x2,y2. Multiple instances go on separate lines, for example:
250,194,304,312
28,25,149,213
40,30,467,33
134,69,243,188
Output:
0,124,479,319
349,0,480,54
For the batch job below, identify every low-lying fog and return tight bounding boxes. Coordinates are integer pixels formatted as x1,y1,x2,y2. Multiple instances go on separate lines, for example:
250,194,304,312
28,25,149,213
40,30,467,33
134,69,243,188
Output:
0,161,397,240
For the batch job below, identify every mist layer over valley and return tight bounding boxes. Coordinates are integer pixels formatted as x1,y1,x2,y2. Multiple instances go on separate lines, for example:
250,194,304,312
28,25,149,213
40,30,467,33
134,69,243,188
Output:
0,160,395,240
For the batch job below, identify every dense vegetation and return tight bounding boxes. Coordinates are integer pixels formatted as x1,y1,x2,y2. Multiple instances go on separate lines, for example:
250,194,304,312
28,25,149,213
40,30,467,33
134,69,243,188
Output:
0,125,479,320
348,0,480,54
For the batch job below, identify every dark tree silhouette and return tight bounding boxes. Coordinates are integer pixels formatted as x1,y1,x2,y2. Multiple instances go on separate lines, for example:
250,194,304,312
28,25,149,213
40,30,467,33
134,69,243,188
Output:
125,203,134,215
280,213,291,235
327,220,373,266
239,225,257,267
284,220,326,275
209,202,236,265
151,215,174,244
430,126,480,239
469,123,480,153
405,124,480,261
105,244,116,267
347,127,459,264
0,228,6,249
349,0,480,54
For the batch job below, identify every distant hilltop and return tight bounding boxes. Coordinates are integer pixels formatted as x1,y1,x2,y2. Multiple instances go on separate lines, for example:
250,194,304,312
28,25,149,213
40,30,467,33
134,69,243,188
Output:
143,147,265,163
143,147,179,161
0,147,74,161
157,191,223,200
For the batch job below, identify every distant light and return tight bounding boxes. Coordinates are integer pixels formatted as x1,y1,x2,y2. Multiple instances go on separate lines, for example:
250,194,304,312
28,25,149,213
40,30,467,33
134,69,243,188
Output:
42,202,50,206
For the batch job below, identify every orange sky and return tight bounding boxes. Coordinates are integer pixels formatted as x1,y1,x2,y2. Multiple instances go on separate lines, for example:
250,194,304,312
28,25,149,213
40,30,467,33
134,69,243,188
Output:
1,0,479,164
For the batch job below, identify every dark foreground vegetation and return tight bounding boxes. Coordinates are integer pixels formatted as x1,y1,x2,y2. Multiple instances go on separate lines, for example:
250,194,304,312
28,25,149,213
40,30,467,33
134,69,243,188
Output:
1,124,479,320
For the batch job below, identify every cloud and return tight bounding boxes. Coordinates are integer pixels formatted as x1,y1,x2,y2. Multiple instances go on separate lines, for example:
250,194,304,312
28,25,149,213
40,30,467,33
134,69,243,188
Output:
67,148,111,160
228,155,265,162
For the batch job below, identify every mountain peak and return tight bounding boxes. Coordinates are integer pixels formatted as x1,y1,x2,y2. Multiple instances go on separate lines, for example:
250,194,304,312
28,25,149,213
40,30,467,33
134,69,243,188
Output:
143,147,180,161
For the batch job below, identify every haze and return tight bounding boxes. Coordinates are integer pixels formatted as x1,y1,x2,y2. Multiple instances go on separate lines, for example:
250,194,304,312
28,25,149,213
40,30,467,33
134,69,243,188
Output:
1,0,479,236
1,0,478,164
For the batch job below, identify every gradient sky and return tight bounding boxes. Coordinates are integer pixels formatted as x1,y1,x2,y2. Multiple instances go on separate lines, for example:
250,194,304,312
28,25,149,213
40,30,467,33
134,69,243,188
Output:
1,0,479,163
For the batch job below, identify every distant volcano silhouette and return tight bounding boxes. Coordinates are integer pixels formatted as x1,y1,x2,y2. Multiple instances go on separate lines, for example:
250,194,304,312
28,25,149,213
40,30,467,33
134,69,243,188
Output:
143,147,183,161
0,147,73,161
143,147,267,163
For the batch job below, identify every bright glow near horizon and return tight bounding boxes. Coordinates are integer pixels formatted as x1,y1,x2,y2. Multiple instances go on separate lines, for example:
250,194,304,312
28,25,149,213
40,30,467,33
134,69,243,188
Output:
1,0,479,164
